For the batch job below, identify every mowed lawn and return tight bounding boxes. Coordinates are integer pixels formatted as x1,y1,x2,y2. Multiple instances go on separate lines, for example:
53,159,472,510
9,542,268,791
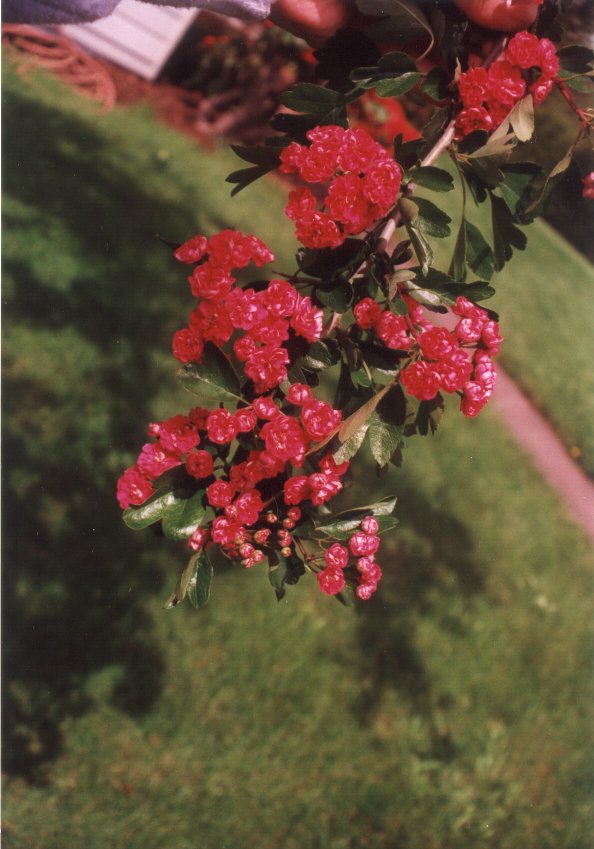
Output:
3,61,593,849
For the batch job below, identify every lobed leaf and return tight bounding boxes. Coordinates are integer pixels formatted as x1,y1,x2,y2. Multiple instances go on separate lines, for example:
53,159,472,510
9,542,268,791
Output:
410,165,454,192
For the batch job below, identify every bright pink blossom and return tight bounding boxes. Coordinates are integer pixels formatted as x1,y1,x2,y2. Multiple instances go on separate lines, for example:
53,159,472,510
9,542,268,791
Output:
317,567,346,595
174,234,208,264
149,414,199,454
290,296,324,342
207,480,235,508
400,361,442,401
325,543,349,570
284,475,311,505
376,311,413,350
186,450,214,479
206,409,240,445
137,443,181,479
188,527,209,551
261,414,309,464
354,297,382,330
117,466,154,509
349,531,381,557
172,328,204,364
301,399,341,441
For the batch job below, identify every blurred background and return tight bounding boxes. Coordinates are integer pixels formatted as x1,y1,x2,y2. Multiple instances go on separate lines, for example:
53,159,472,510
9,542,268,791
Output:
3,6,594,848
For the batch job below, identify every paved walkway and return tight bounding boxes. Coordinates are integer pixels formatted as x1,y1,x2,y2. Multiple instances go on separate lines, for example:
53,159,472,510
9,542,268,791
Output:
493,368,594,547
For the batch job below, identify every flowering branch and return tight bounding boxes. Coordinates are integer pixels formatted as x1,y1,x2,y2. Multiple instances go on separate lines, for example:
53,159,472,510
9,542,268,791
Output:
117,4,593,611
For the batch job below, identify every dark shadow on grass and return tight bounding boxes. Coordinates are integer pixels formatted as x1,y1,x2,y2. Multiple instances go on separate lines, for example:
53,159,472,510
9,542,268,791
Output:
352,485,485,761
1,86,214,782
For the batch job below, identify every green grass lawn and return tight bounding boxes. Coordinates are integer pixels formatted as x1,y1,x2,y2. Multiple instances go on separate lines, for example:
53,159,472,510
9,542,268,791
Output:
3,61,594,849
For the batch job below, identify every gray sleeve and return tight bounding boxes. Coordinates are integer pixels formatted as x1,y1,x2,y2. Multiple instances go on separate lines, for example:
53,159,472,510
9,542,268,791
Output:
2,0,274,24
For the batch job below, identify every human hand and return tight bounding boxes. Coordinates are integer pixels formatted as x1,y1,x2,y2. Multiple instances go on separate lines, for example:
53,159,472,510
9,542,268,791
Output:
268,0,353,46
454,0,542,32
268,0,542,49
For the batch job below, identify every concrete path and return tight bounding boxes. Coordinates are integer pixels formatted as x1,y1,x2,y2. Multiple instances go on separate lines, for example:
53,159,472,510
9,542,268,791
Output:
493,368,594,547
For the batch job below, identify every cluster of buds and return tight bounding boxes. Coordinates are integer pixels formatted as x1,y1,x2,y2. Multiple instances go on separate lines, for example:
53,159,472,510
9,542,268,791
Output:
317,516,383,601
354,293,502,418
280,125,403,249
455,30,559,138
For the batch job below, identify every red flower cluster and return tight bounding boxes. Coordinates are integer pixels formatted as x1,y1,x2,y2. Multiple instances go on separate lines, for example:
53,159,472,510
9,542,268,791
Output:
354,294,502,417
455,31,559,137
317,516,383,600
172,230,323,393
280,125,403,248
117,383,351,586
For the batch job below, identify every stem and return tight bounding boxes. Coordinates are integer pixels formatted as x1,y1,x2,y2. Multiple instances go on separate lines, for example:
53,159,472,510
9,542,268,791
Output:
555,79,591,127
375,37,507,260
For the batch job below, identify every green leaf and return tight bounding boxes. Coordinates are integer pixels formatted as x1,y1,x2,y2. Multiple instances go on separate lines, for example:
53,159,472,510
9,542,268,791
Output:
334,587,356,607
393,135,427,171
229,144,281,167
123,489,178,531
302,339,341,371
332,422,370,465
410,165,454,192
359,340,403,374
419,66,450,100
399,197,434,275
375,72,421,98
449,217,467,282
557,45,594,73
520,149,573,219
413,197,452,238
368,384,406,467
227,165,274,196
313,495,398,540
409,269,496,305
297,238,369,279
559,73,594,93
415,392,445,436
351,50,417,84
280,83,347,124
226,145,283,195
268,551,306,601
186,550,214,608
490,193,527,271
408,224,434,276
499,162,541,214
161,490,206,541
163,552,201,609
315,278,353,312
269,111,318,141
268,551,288,601
465,220,495,281
177,342,242,406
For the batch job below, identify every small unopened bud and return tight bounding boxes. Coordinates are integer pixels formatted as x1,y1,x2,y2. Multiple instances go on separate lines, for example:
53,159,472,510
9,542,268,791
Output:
277,530,291,546
253,549,265,563
287,507,301,522
265,512,278,524
241,557,255,569
254,529,271,545
282,518,296,530
280,546,292,557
